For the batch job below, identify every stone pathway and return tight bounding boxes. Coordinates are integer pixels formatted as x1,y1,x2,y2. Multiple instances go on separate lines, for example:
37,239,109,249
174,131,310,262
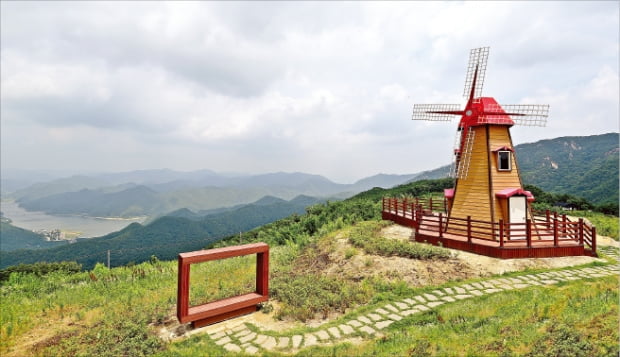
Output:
201,255,619,354
599,245,619,261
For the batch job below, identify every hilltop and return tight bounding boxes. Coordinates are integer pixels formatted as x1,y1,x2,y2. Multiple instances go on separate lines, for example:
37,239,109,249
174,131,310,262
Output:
0,177,617,356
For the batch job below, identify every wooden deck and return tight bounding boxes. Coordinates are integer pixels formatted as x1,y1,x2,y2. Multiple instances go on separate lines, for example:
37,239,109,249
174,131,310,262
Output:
382,198,597,259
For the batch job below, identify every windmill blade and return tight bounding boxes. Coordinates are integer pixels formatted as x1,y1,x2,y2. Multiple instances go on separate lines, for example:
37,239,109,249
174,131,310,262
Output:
412,104,462,121
495,104,549,127
463,47,490,100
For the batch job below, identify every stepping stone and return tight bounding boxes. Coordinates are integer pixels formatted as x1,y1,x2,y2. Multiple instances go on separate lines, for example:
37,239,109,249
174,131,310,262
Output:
358,316,372,324
385,304,399,313
470,290,484,296
239,332,257,343
443,287,454,295
292,335,302,348
215,336,231,346
403,298,417,305
528,280,542,286
315,330,330,341
462,284,474,290
541,280,558,285
432,289,445,296
210,331,226,340
376,308,390,315
339,324,355,335
328,327,341,338
348,320,363,328
303,334,318,347
482,282,495,288
454,287,466,294
499,284,514,290
375,320,394,329
245,345,259,354
508,277,524,283
401,309,417,316
388,314,403,321
277,337,290,349
471,282,484,289
442,296,456,302
359,326,376,335
368,313,382,321
427,301,445,308
454,294,472,300
254,335,268,345
231,324,247,332
414,296,426,303
394,302,409,310
513,283,530,289
484,288,502,294
424,293,438,301
527,275,540,280
415,305,430,312
235,329,252,338
261,336,277,349
223,343,242,352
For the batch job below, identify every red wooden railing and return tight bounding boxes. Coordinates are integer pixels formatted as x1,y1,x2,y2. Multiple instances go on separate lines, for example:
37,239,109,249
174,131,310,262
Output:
382,198,596,254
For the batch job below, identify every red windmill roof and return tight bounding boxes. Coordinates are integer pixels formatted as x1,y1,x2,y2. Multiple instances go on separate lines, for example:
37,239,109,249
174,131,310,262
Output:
459,97,515,128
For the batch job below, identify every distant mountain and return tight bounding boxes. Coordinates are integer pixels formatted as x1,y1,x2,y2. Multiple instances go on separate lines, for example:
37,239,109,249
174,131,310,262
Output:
351,173,418,192
0,195,326,268
18,185,160,217
517,133,618,204
9,175,109,202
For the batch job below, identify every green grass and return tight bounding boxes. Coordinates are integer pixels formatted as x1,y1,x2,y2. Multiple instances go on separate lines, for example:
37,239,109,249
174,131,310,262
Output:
573,210,619,240
293,276,619,357
349,221,452,260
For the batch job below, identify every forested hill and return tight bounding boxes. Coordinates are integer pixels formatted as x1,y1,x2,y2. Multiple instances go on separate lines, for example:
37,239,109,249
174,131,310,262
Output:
0,196,326,269
517,133,618,204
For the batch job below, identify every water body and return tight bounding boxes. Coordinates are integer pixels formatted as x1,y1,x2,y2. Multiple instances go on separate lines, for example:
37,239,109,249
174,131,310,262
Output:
0,200,147,238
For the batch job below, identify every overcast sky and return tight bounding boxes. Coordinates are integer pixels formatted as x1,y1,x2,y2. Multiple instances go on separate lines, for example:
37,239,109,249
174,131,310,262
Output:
1,1,618,183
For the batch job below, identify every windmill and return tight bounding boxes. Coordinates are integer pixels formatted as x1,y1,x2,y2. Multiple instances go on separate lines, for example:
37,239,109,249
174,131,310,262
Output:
412,47,549,233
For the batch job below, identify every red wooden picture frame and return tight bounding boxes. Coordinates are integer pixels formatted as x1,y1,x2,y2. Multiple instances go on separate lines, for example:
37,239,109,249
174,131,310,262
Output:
177,242,269,328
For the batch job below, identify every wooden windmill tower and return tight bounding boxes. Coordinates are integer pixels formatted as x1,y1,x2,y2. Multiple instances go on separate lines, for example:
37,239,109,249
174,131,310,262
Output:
412,47,549,236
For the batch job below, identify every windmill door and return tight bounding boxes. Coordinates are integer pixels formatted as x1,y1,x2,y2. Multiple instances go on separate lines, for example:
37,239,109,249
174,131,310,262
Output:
509,196,527,225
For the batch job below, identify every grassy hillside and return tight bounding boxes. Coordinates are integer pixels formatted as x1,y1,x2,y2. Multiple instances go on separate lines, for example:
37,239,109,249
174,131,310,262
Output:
0,177,618,356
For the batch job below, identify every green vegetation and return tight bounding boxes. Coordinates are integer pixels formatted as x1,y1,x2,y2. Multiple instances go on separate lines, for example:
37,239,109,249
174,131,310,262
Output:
349,221,452,260
519,132,619,205
0,221,67,251
1,177,617,356
294,276,618,357
0,261,81,281
0,197,325,269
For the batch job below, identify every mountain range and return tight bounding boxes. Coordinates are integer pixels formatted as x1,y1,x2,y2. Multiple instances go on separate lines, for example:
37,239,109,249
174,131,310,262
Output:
2,133,617,220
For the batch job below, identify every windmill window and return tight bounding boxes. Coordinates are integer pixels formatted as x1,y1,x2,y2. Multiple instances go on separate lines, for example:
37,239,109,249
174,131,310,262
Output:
498,151,511,171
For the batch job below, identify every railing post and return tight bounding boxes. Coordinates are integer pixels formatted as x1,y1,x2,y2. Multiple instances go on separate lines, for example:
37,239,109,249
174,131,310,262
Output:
467,216,472,244
553,217,558,247
526,219,532,248
429,197,433,211
438,213,443,238
578,218,584,245
499,219,504,247
546,210,551,229
592,227,597,253
562,214,567,235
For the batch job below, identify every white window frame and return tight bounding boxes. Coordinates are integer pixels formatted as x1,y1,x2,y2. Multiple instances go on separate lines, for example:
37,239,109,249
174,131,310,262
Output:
498,150,512,171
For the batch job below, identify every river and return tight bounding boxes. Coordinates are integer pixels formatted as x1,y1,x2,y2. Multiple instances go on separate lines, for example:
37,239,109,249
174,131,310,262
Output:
0,200,147,238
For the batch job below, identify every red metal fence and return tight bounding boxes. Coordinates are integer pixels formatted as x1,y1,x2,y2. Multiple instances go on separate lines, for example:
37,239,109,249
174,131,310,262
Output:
382,197,597,257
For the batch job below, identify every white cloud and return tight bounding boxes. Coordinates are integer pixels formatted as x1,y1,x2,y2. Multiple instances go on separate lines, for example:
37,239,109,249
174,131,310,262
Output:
1,1,618,182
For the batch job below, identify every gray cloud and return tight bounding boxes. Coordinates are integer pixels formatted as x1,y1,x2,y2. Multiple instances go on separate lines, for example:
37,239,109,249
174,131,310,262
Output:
1,1,618,182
